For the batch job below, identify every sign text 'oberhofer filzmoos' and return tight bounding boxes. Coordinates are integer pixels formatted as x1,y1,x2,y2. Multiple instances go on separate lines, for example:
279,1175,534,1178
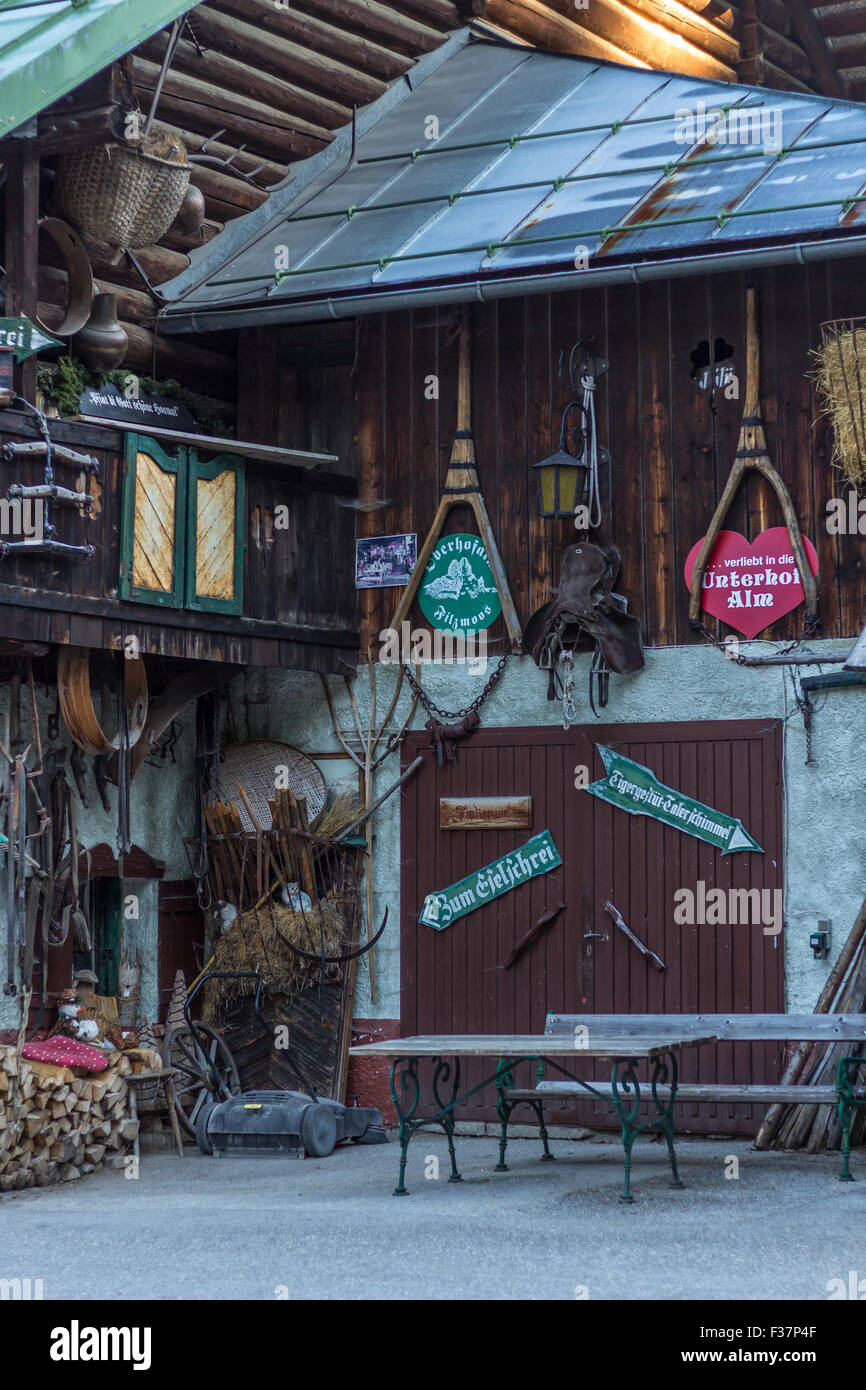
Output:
419,832,561,930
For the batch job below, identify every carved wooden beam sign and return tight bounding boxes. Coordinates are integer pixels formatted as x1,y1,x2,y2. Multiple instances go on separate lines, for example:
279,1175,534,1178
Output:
439,796,532,831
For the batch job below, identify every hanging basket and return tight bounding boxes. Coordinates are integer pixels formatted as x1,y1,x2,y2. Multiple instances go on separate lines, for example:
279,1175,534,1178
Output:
814,317,866,489
55,133,191,250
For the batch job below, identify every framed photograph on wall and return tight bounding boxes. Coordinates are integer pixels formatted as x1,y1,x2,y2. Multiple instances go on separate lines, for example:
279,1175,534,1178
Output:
355,533,417,588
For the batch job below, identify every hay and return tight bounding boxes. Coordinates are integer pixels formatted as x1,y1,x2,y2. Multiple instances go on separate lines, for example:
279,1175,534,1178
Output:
200,899,347,1024
813,321,866,488
311,790,362,840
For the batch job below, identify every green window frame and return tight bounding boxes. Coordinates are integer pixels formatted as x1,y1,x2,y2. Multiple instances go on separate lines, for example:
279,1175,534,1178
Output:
119,433,186,608
184,452,245,615
119,434,244,614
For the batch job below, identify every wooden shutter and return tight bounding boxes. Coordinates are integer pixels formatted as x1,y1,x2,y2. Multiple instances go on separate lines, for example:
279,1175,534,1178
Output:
184,452,244,614
120,434,186,607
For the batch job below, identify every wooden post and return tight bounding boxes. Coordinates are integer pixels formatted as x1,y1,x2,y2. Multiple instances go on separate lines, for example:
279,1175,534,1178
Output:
4,138,41,403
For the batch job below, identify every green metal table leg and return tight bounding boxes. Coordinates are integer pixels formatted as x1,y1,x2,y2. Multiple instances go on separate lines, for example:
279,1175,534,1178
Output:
390,1057,421,1195
611,1052,684,1202
837,1056,859,1182
494,1059,514,1171
611,1057,641,1203
653,1051,684,1189
432,1056,463,1182
531,1100,556,1161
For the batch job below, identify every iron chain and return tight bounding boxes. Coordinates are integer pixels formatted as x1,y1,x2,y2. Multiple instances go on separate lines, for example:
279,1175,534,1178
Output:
401,651,510,723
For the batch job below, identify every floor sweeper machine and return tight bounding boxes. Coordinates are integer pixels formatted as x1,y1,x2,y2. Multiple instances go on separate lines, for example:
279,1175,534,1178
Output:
165,970,387,1157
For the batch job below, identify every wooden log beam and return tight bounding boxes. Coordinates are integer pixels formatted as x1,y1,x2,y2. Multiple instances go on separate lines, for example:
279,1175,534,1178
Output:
181,163,269,214
162,217,226,252
5,138,41,401
484,0,647,65
120,322,237,399
355,0,460,25
526,0,739,79
35,104,127,155
140,30,352,131
212,0,416,81
189,5,386,108
785,0,845,95
154,123,288,186
134,88,312,167
37,266,156,326
270,0,445,54
130,57,332,158
612,0,741,66
40,233,189,291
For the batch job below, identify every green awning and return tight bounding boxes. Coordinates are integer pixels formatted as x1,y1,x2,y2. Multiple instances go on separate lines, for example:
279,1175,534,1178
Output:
0,0,201,139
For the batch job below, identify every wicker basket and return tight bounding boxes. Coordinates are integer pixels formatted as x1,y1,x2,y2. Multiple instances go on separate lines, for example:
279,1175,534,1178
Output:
56,136,191,249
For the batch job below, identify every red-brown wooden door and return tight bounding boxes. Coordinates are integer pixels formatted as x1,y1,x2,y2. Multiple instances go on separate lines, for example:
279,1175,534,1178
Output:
400,720,784,1134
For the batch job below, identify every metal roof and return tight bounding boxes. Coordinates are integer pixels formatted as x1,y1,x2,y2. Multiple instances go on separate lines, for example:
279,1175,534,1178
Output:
0,0,201,139
160,30,866,332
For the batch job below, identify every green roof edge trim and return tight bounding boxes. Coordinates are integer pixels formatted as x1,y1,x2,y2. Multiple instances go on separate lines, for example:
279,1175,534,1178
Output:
0,0,202,139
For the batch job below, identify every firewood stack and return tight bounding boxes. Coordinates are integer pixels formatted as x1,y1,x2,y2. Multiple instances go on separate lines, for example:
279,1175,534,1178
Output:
0,1046,139,1191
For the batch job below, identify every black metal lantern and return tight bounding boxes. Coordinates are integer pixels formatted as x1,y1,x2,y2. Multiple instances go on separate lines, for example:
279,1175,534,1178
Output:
532,400,589,518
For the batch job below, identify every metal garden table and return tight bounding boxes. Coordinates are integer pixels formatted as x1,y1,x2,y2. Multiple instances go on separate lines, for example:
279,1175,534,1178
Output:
349,1034,718,1202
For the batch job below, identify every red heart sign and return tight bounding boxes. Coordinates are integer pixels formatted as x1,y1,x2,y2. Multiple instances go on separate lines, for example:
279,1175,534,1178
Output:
684,528,819,640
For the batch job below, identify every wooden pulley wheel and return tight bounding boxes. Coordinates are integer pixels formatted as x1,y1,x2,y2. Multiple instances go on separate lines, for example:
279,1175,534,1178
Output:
57,646,148,755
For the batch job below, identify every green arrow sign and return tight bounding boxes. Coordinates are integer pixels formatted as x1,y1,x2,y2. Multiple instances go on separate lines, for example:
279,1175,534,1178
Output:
0,317,63,362
420,831,562,930
586,746,762,855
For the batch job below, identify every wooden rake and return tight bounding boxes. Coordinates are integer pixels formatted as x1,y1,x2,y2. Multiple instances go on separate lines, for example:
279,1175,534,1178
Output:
688,285,818,631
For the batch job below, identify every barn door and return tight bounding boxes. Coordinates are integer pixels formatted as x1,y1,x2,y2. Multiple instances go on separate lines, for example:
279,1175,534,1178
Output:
400,720,784,1134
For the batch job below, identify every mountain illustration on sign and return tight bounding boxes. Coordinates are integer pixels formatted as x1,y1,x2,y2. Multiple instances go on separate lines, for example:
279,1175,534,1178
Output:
423,556,496,601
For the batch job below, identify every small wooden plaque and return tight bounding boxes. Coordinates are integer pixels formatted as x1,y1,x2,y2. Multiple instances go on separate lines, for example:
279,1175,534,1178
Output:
439,796,532,831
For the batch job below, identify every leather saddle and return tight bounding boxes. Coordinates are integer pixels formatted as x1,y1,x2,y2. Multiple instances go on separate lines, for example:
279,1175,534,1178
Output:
524,542,644,677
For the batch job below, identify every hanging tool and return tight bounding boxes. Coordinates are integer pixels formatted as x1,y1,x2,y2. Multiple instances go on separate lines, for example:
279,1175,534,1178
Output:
390,315,523,652
688,286,818,631
502,901,566,970
603,900,666,972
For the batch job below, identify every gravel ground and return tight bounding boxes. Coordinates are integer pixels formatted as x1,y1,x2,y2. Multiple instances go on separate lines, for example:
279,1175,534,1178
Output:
1,1132,864,1300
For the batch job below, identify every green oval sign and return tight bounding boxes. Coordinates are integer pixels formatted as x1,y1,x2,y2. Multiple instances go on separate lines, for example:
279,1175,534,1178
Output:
418,532,501,633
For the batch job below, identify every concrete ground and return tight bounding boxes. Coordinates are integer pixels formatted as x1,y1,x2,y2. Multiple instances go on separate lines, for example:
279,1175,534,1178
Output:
1,1132,864,1300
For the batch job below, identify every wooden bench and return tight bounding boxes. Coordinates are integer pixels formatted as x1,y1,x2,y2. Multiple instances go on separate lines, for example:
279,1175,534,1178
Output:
498,1013,866,1179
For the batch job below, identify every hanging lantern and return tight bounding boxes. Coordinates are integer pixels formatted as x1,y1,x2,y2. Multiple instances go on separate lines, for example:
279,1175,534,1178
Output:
532,400,589,518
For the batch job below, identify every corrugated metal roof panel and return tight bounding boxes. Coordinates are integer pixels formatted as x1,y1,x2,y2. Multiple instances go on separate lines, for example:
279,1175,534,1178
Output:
160,32,866,328
0,0,201,138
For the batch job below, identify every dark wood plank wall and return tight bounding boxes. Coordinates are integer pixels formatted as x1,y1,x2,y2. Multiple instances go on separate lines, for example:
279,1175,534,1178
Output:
0,410,358,667
400,719,784,1133
351,262,866,652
